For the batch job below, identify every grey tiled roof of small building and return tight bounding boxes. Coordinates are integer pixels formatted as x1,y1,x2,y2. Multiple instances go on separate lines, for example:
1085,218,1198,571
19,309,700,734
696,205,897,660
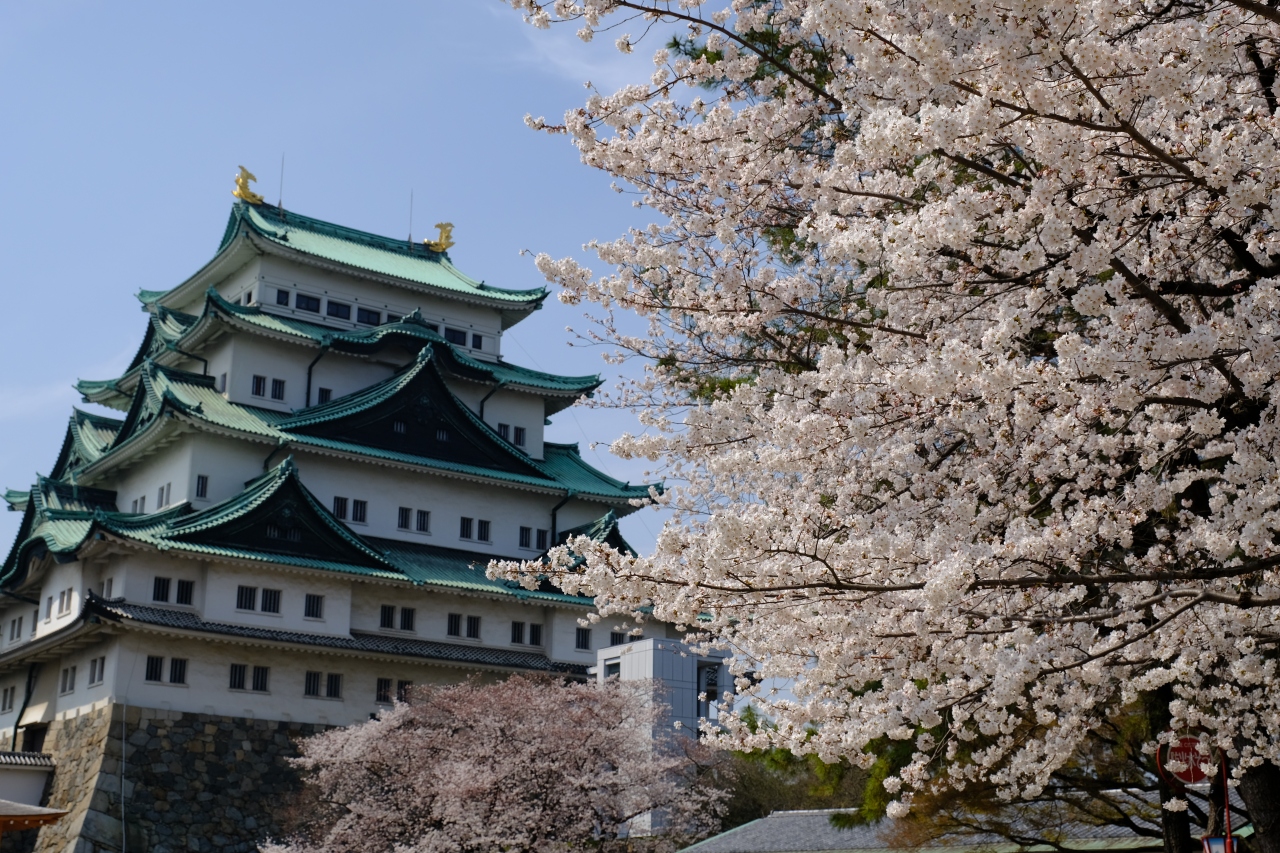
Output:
0,753,54,769
680,810,1161,853
91,599,588,676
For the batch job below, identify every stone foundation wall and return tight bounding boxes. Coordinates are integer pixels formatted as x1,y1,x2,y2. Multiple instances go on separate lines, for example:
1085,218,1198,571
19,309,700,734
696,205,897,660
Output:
1,705,325,853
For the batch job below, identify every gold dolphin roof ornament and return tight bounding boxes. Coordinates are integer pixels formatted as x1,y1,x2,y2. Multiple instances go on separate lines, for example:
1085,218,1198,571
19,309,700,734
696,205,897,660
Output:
424,222,455,253
232,166,264,205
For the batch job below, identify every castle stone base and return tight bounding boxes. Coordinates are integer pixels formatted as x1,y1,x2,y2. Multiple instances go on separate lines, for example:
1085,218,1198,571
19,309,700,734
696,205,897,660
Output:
1,704,324,853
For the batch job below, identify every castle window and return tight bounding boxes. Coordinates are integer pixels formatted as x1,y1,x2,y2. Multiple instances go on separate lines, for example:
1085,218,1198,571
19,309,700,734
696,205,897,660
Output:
519,527,532,549
228,664,247,690
236,585,257,611
514,427,526,448
276,289,290,306
356,308,380,326
216,373,227,393
152,577,171,603
145,656,164,682
436,428,449,442
261,588,282,614
376,677,392,704
1,686,15,712
444,328,467,346
499,423,510,441
318,388,332,404
466,615,481,640
397,680,413,702
511,621,525,644
610,631,627,646
137,496,146,514
447,613,462,637
252,666,270,692
296,294,321,313
60,666,76,694
271,378,286,400
304,671,322,697
104,579,113,599
393,420,407,434
325,673,343,699
266,523,302,542
575,627,592,651
416,510,430,533
471,333,483,350
169,658,188,685
44,597,52,622
195,475,209,499
177,580,194,606
252,375,267,397
352,500,367,523
529,624,543,647
477,520,491,543
57,590,66,615
89,656,106,685
380,605,395,629
399,607,416,632
157,482,171,508
332,497,348,520
305,594,324,619
327,300,351,320
459,517,473,540
536,529,549,550
397,507,411,529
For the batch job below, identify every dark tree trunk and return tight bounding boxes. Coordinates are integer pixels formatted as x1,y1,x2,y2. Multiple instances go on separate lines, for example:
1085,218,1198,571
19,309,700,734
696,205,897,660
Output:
1237,761,1280,853
1149,687,1196,853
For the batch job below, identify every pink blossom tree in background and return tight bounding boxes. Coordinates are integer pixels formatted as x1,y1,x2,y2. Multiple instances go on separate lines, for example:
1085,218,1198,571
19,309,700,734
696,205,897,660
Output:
260,675,724,853
494,0,1280,848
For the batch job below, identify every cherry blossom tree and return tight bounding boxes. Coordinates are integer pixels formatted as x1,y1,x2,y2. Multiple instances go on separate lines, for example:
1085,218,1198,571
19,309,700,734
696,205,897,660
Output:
260,676,724,853
495,0,1280,847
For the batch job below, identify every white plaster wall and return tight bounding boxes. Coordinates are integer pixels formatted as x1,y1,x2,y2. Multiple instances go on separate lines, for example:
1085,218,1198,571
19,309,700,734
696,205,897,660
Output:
186,432,273,509
103,434,196,517
170,257,262,315
290,449,605,559
201,563,353,637
256,255,505,357
450,384,546,460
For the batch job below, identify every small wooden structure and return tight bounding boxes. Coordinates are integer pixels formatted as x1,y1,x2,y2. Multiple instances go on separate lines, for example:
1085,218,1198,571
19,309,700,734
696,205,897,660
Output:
0,798,67,844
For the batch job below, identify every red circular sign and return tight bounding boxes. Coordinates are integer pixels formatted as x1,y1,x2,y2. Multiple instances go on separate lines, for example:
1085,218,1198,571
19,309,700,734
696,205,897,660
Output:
1160,735,1211,784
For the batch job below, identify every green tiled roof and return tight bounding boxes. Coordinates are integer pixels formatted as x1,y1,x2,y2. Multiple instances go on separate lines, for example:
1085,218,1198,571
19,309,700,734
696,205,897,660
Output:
557,509,637,557
50,410,125,479
224,203,546,305
70,357,654,505
2,461,617,609
3,490,30,513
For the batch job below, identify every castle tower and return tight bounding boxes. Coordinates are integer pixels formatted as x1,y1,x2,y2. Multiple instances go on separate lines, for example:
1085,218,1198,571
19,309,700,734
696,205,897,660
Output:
0,191,663,852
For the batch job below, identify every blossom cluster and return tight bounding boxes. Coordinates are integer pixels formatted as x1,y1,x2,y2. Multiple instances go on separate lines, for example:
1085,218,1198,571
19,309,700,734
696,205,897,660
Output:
499,0,1280,815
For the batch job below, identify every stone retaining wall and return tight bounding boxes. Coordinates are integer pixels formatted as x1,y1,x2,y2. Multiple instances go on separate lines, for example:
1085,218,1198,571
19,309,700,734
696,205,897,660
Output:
1,705,324,853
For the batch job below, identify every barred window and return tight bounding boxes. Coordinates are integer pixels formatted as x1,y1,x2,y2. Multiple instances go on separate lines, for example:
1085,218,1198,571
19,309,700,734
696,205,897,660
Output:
176,580,194,606
477,520,491,543
514,426,526,448
271,379,286,401
447,613,462,637
416,510,430,533
304,594,324,619
195,475,208,498
459,517,473,539
575,627,592,651
511,621,525,644
152,577,171,603
252,375,267,397
261,589,282,614
145,656,164,682
229,664,247,690
332,497,348,520
519,526,532,549
397,680,413,702
375,677,392,704
169,658,187,685
466,615,481,640
251,666,270,692
236,586,257,611
304,671,322,697
611,632,628,647
530,624,543,647
536,529,549,550
399,607,416,632
398,507,411,529
326,673,342,699
352,499,367,523
380,605,395,629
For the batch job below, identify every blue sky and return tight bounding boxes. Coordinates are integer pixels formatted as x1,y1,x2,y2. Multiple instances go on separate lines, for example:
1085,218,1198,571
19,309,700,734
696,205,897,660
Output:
0,2,672,554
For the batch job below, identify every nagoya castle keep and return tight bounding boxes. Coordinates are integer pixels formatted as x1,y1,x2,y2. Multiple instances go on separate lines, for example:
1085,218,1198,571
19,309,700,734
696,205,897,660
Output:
0,174,668,853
